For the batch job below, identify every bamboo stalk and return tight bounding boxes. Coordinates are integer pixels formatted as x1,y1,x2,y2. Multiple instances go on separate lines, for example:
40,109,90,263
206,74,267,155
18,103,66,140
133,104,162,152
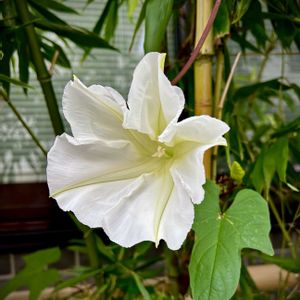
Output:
194,0,214,179
15,0,64,136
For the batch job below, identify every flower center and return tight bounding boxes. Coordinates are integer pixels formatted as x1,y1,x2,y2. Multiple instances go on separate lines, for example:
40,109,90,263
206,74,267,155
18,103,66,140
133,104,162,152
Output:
152,145,169,158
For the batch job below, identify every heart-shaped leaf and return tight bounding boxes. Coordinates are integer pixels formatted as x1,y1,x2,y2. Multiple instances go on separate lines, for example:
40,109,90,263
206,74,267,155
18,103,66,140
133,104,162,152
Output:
189,182,273,300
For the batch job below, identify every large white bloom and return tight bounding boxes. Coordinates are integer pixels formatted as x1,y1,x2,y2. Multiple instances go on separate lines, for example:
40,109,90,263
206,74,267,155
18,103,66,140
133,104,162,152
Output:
47,52,229,250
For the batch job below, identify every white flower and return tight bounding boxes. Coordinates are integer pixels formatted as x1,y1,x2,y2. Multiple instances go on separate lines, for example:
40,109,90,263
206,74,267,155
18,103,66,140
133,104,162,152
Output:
47,52,229,250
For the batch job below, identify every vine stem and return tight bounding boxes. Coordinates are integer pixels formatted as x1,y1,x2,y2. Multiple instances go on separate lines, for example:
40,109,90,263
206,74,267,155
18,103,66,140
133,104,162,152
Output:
171,0,222,85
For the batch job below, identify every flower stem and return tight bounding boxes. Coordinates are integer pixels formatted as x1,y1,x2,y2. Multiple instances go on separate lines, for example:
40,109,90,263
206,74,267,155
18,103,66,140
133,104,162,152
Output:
15,0,64,136
171,0,221,85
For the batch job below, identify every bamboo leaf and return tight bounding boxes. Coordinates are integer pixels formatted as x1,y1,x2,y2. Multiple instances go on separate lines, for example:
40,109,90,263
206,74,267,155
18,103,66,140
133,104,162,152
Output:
81,0,115,61
129,0,148,51
189,182,273,300
214,0,230,39
144,0,173,52
103,0,119,42
41,40,71,69
15,29,30,93
93,0,114,34
0,73,33,89
0,34,15,95
128,0,139,19
29,0,67,25
232,0,251,24
34,19,117,50
29,0,78,14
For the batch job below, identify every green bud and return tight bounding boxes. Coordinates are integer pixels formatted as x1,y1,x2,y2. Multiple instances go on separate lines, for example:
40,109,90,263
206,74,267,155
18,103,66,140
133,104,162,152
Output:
230,161,245,183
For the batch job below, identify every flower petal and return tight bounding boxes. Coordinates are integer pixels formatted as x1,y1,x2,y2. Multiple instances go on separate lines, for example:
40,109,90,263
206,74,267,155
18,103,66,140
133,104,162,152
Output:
171,148,205,204
159,115,230,147
47,134,155,197
53,178,144,228
102,173,160,246
157,174,194,250
103,170,193,250
63,77,128,143
123,52,185,139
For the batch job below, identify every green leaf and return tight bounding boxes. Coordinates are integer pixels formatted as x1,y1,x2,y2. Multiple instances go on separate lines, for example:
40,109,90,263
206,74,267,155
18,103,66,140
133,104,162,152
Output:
233,79,290,101
242,0,268,49
95,235,115,262
29,0,68,25
189,182,273,300
15,29,29,94
92,0,114,35
251,137,289,192
132,272,151,300
0,248,61,300
29,0,78,14
81,0,115,61
54,268,103,291
34,19,116,50
258,254,300,273
231,29,263,53
262,149,276,192
0,33,15,95
129,0,148,51
214,0,230,39
128,0,139,19
272,115,300,137
251,151,265,193
232,0,251,24
0,74,33,89
103,0,119,42
41,39,71,69
272,137,289,182
144,0,173,52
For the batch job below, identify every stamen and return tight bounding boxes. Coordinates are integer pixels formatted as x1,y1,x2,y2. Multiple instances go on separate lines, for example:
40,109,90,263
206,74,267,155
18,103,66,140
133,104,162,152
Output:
152,145,166,158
